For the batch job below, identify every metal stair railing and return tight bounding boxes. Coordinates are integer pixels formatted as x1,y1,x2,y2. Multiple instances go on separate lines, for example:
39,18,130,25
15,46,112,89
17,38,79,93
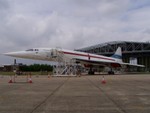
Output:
52,49,78,76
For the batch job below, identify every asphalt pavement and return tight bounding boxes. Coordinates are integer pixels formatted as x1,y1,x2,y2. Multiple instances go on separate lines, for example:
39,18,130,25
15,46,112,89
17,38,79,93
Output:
0,74,150,113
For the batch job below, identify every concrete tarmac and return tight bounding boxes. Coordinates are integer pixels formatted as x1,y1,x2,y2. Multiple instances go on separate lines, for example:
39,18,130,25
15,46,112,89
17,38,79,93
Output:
0,74,150,113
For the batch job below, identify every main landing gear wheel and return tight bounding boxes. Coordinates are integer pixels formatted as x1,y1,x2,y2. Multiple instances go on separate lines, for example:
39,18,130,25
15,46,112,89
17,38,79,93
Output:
108,71,115,75
88,71,95,75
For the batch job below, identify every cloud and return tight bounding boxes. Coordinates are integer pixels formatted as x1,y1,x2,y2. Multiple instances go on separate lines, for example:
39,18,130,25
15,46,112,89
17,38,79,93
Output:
0,0,150,64
0,0,10,13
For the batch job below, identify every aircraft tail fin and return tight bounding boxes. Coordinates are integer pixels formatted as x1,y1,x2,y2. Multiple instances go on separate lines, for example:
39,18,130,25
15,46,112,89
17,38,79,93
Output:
111,47,123,63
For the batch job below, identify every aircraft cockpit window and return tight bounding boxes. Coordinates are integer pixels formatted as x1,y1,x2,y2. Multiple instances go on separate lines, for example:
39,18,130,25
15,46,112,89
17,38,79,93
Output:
26,49,34,51
26,49,39,51
35,49,39,51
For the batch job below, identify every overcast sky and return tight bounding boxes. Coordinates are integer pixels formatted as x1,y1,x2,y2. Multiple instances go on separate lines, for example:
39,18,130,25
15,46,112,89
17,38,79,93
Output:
0,0,150,64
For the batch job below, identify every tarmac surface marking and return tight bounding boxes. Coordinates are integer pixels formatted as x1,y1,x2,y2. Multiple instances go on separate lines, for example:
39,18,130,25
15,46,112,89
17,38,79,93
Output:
0,74,150,113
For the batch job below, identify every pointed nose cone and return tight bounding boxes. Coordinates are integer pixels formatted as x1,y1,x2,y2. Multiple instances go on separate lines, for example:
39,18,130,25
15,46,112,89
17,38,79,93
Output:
3,51,26,58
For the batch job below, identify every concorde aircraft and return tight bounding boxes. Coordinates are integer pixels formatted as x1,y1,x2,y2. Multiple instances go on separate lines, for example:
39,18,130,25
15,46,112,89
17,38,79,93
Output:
4,47,144,74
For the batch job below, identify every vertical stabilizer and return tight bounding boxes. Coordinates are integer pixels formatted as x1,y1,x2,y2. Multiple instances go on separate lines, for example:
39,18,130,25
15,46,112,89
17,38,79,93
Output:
111,47,123,63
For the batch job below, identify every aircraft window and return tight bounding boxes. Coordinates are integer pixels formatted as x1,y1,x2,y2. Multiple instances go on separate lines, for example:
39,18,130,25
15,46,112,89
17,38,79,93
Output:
26,49,33,51
35,49,39,51
26,49,39,51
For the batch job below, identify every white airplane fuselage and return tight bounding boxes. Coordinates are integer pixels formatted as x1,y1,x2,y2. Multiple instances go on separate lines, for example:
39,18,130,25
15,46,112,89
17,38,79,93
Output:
4,48,118,64
4,47,145,72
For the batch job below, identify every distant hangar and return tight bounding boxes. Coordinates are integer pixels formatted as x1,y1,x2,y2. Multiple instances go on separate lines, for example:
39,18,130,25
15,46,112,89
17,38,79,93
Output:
76,41,150,72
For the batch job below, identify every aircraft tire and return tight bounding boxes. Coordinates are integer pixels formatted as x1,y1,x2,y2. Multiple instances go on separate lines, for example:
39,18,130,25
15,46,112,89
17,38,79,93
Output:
108,71,115,75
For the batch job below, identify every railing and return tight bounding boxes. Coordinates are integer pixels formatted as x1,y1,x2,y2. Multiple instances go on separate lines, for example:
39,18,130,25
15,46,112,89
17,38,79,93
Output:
52,48,78,76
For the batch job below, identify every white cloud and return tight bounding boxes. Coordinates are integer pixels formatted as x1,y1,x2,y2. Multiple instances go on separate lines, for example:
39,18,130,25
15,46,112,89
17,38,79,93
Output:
0,0,150,64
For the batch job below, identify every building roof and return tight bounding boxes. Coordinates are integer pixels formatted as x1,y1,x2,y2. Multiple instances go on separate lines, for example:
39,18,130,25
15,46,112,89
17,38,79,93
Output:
77,41,150,51
76,41,150,55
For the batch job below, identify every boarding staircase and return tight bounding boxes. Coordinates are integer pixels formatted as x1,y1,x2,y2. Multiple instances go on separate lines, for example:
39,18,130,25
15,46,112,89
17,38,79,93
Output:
52,48,78,76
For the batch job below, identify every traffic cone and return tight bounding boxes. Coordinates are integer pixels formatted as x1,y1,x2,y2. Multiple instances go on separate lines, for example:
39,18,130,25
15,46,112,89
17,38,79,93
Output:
8,76,13,83
101,76,106,84
48,75,50,79
28,75,32,83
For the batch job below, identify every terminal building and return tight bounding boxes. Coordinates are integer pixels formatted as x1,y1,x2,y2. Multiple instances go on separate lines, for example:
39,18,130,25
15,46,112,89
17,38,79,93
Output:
76,41,150,72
